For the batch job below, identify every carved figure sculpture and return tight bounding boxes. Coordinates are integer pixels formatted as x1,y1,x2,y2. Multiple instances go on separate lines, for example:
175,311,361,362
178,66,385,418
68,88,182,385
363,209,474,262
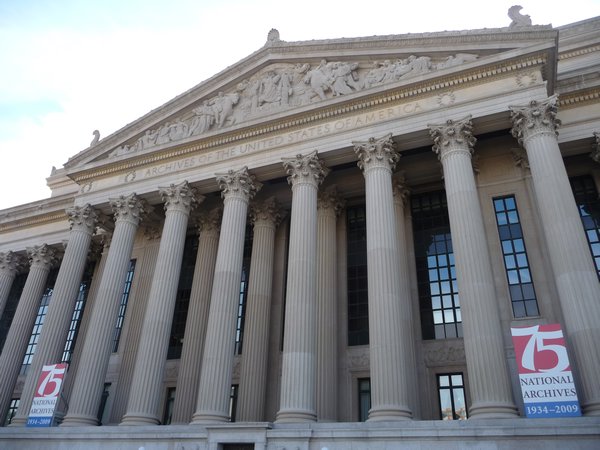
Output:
189,101,215,136
304,59,332,101
156,122,171,145
210,92,239,128
508,5,532,27
330,62,360,96
259,71,282,106
437,53,478,69
90,130,100,146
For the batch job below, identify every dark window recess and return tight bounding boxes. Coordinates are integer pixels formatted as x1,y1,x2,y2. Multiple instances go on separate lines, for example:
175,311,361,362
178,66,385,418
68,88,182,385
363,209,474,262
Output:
229,384,239,422
96,383,111,425
493,196,539,318
347,204,369,346
4,398,20,426
62,262,95,364
235,225,253,355
112,259,136,352
358,377,371,422
412,191,462,340
570,175,600,279
0,272,27,353
162,387,176,425
437,373,467,420
21,268,58,375
167,236,198,359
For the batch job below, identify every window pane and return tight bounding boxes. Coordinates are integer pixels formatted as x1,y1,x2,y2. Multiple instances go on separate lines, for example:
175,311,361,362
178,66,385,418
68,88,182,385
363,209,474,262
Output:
570,175,600,278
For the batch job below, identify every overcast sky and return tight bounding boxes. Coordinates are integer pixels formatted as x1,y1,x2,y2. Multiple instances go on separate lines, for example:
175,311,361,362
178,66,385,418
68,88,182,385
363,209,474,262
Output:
0,0,598,210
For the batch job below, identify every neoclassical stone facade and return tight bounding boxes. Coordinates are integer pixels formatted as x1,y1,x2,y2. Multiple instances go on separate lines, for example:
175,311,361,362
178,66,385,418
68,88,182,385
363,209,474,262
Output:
1,10,600,449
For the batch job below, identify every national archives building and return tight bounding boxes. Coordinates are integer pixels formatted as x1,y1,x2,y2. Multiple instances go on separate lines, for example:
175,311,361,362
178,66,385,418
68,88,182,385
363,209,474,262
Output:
1,9,599,450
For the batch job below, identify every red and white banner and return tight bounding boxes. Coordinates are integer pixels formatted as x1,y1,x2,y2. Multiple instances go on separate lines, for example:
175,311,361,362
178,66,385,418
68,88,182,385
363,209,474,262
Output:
511,324,581,418
27,363,68,427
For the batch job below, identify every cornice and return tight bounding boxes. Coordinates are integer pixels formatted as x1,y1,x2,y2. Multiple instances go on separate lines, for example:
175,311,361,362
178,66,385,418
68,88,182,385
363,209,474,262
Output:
557,87,600,109
68,51,549,185
558,44,600,61
0,211,68,233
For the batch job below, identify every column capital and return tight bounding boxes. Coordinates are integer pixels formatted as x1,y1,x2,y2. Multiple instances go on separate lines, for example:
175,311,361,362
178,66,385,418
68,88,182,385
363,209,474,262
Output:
509,95,561,146
66,204,98,235
353,133,399,173
591,132,600,164
282,151,329,188
159,180,202,215
251,197,284,228
109,193,146,226
317,186,345,217
196,207,223,234
392,173,411,206
26,244,58,270
429,116,476,161
0,251,23,276
215,167,262,202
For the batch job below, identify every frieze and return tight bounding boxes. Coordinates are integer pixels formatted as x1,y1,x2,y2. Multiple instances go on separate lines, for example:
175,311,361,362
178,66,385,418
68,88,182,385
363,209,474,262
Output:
423,341,466,367
347,347,370,370
107,54,479,159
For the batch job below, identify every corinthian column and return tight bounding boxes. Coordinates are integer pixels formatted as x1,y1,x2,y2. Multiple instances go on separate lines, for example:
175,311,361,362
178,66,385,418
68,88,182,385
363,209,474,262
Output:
12,205,98,426
0,244,57,423
62,193,145,426
510,97,600,416
316,187,344,422
192,167,261,423
0,252,21,319
353,134,414,421
171,207,222,424
122,182,199,425
237,198,283,422
429,117,517,418
276,151,329,423
392,175,419,416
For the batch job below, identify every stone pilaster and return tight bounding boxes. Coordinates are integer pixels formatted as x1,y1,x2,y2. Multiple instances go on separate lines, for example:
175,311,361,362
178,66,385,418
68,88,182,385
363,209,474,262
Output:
0,252,22,319
12,205,98,426
192,168,261,423
121,182,199,425
0,244,57,423
316,186,344,422
237,198,283,422
171,207,222,424
276,151,329,423
62,193,145,426
429,117,518,418
353,134,413,421
510,97,600,416
392,175,420,416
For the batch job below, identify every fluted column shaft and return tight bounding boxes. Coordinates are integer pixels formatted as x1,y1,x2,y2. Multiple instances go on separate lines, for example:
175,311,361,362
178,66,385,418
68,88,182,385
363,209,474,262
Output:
0,252,20,320
393,178,419,416
11,205,98,426
429,117,517,418
122,182,198,425
171,208,221,424
511,97,600,415
237,199,282,421
316,188,343,421
0,245,56,423
354,134,413,421
276,151,328,423
192,168,260,423
62,193,145,426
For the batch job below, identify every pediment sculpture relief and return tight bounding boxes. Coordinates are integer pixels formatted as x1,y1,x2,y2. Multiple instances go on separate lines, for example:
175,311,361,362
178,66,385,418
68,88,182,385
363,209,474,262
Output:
108,53,478,158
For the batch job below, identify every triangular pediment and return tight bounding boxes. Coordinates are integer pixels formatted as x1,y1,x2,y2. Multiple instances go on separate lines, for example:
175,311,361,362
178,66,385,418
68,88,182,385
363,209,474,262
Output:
64,25,558,174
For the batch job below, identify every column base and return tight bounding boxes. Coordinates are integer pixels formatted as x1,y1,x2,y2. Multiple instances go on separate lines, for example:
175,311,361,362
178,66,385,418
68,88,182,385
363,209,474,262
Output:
468,402,519,419
275,408,317,423
368,404,412,421
8,417,26,426
582,399,600,416
120,412,160,426
190,410,230,424
60,413,99,427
